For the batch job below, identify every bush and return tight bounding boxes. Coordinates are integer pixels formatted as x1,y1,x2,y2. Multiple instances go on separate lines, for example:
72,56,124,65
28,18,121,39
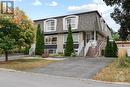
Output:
112,41,118,57
64,24,74,56
35,24,44,55
105,37,118,57
105,37,113,57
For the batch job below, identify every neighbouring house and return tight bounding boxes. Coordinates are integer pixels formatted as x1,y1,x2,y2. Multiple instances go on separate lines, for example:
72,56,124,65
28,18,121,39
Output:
34,11,112,57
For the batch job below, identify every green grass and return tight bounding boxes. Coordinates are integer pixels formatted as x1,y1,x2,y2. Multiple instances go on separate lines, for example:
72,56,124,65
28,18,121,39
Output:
0,57,58,71
93,58,130,83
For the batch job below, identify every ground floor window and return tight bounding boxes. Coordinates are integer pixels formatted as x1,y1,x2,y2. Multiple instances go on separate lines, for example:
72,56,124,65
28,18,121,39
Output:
45,36,57,45
64,33,79,44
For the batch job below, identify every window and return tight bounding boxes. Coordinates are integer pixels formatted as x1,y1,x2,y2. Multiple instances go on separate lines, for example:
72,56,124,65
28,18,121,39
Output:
45,36,57,45
44,19,57,32
63,15,78,30
52,37,57,44
64,33,79,43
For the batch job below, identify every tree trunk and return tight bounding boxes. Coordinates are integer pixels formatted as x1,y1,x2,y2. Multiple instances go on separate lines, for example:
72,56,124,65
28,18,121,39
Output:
5,51,8,62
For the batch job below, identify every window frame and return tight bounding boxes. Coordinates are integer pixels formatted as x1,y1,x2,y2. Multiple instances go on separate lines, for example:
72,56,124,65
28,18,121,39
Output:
63,15,78,30
63,33,79,44
44,19,57,32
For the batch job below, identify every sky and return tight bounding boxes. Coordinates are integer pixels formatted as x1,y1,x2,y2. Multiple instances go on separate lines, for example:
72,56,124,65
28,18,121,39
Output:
13,0,120,31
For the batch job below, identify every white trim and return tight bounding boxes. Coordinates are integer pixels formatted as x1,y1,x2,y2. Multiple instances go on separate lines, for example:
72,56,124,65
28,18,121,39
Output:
44,19,57,32
63,15,79,30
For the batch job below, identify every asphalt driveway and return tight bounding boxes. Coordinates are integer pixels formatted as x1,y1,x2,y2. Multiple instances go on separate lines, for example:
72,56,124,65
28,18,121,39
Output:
31,57,114,79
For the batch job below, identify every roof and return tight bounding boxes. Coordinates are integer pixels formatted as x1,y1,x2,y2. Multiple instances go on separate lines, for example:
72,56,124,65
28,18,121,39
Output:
34,10,112,31
34,10,101,22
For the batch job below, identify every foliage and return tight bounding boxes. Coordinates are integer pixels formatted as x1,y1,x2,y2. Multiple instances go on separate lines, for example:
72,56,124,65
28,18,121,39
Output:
0,19,18,61
0,7,35,48
35,24,44,55
105,37,113,57
103,0,130,41
112,41,118,57
0,34,15,52
105,37,118,57
112,32,120,41
64,24,74,56
118,28,128,41
0,8,35,61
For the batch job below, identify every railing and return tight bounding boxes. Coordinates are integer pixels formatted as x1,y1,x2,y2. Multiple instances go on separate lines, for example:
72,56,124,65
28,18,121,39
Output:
84,40,97,56
77,41,84,56
95,39,106,56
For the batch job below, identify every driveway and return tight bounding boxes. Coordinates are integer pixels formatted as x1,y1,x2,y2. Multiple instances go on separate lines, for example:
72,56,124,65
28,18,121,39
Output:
31,57,114,79
0,69,129,87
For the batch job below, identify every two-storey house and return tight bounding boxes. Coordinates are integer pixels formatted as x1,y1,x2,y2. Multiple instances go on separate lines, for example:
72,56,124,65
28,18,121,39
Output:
34,11,112,57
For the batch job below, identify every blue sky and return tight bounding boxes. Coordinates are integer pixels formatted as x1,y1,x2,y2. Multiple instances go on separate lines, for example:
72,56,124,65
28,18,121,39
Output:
14,0,120,31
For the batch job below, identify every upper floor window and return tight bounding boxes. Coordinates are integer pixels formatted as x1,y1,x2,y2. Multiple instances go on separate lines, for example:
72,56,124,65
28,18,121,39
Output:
44,19,57,32
63,15,78,30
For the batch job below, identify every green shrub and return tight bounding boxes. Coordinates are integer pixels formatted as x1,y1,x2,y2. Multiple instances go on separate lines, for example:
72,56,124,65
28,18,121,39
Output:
64,24,74,56
105,37,118,57
35,24,44,55
112,41,118,57
105,37,113,57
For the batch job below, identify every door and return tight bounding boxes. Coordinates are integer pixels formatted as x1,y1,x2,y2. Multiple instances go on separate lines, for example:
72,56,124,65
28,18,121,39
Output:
86,33,91,43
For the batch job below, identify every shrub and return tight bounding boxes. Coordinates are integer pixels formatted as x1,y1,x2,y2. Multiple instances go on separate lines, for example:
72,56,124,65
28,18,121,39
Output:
105,37,118,57
35,24,44,55
112,41,118,57
64,24,74,56
105,37,113,57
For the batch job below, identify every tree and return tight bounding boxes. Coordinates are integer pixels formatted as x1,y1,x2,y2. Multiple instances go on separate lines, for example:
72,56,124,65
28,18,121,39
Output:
35,24,44,55
112,32,120,41
105,36,112,57
0,34,15,61
103,0,130,41
112,41,118,57
64,24,74,56
0,8,35,61
0,18,18,61
0,7,35,50
118,28,128,41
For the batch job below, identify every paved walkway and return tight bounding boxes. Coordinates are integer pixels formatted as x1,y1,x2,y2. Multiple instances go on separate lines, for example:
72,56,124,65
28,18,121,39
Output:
31,57,114,79
0,69,129,87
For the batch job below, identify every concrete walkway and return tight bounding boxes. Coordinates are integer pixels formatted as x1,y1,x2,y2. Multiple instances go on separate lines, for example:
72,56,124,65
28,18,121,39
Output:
31,57,114,79
0,69,129,87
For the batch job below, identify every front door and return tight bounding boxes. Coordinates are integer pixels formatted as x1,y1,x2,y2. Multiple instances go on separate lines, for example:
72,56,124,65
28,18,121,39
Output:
86,33,91,43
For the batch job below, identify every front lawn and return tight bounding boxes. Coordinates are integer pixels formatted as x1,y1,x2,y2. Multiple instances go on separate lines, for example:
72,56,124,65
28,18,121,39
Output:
93,58,130,83
0,57,58,71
